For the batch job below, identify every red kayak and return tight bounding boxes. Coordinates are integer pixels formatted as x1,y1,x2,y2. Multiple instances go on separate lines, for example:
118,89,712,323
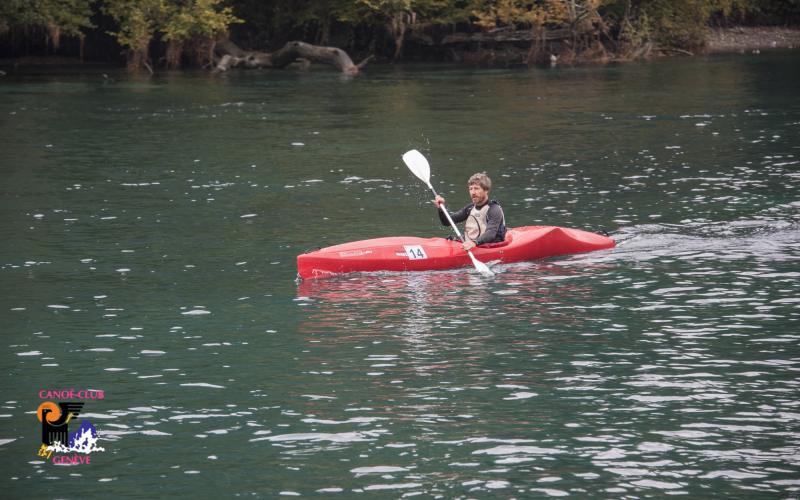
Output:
297,226,614,280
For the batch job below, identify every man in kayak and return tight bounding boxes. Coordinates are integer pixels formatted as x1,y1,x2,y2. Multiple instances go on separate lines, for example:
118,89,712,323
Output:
433,172,506,251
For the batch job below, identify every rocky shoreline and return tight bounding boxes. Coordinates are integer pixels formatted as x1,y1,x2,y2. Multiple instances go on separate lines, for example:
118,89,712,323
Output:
706,26,800,52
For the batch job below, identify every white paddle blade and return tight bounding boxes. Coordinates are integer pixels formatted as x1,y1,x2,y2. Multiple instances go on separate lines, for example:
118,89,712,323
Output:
468,251,495,277
402,149,431,187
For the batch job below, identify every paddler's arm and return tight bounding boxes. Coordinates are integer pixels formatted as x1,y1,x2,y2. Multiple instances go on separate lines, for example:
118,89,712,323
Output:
433,196,470,226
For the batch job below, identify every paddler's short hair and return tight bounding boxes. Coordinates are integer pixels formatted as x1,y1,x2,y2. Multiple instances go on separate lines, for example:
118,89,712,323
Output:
468,172,492,191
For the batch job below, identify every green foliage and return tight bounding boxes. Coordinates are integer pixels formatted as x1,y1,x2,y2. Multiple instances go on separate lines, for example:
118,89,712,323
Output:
626,0,800,49
102,0,166,51
609,0,800,37
471,0,570,29
162,0,243,41
102,0,242,49
632,0,711,49
720,0,800,24
0,0,94,36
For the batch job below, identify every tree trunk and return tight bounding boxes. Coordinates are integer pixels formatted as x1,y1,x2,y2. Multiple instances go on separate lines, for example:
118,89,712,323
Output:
390,13,407,62
214,40,368,75
188,37,216,68
165,39,183,69
525,25,543,66
127,49,146,72
319,19,331,46
127,37,152,74
47,24,61,52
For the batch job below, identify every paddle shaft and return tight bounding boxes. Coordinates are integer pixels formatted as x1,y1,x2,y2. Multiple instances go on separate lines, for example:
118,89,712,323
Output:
430,188,488,271
431,188,467,242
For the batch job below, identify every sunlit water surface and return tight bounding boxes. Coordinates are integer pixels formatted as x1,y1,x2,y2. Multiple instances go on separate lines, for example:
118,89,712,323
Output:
1,52,799,497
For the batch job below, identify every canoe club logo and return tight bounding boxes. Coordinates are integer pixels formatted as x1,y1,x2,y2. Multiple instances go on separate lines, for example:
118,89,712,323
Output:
36,389,105,464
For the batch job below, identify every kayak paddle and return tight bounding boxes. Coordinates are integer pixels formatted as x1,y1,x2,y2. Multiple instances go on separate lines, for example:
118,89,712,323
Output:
402,149,494,277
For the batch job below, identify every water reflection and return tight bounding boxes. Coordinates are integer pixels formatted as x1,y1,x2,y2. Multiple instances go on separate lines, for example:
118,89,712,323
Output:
296,263,604,337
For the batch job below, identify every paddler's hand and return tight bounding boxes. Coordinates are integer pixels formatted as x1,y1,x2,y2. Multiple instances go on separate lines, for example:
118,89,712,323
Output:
462,239,477,251
433,195,445,208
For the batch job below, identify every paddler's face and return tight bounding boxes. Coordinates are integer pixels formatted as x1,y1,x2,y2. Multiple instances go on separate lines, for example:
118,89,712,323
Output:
468,183,489,205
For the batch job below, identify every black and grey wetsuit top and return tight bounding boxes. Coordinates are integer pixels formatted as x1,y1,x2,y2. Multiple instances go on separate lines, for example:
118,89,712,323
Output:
438,200,506,244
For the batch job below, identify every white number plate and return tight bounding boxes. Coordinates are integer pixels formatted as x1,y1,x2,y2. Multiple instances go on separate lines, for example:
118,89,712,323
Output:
404,245,428,260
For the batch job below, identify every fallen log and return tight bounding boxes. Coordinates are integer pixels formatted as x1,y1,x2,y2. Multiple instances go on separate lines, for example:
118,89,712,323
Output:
658,47,695,57
213,39,369,75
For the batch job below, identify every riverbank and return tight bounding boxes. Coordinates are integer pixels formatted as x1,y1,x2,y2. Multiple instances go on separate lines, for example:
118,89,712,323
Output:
2,26,799,73
706,26,800,52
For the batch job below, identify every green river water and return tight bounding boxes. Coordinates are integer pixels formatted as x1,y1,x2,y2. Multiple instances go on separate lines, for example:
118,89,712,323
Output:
1,51,799,498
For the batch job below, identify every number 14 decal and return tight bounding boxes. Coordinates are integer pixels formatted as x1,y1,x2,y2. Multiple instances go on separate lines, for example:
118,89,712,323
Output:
404,245,428,260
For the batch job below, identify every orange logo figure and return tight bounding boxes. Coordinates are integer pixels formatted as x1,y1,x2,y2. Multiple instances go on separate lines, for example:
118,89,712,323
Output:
37,401,60,422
